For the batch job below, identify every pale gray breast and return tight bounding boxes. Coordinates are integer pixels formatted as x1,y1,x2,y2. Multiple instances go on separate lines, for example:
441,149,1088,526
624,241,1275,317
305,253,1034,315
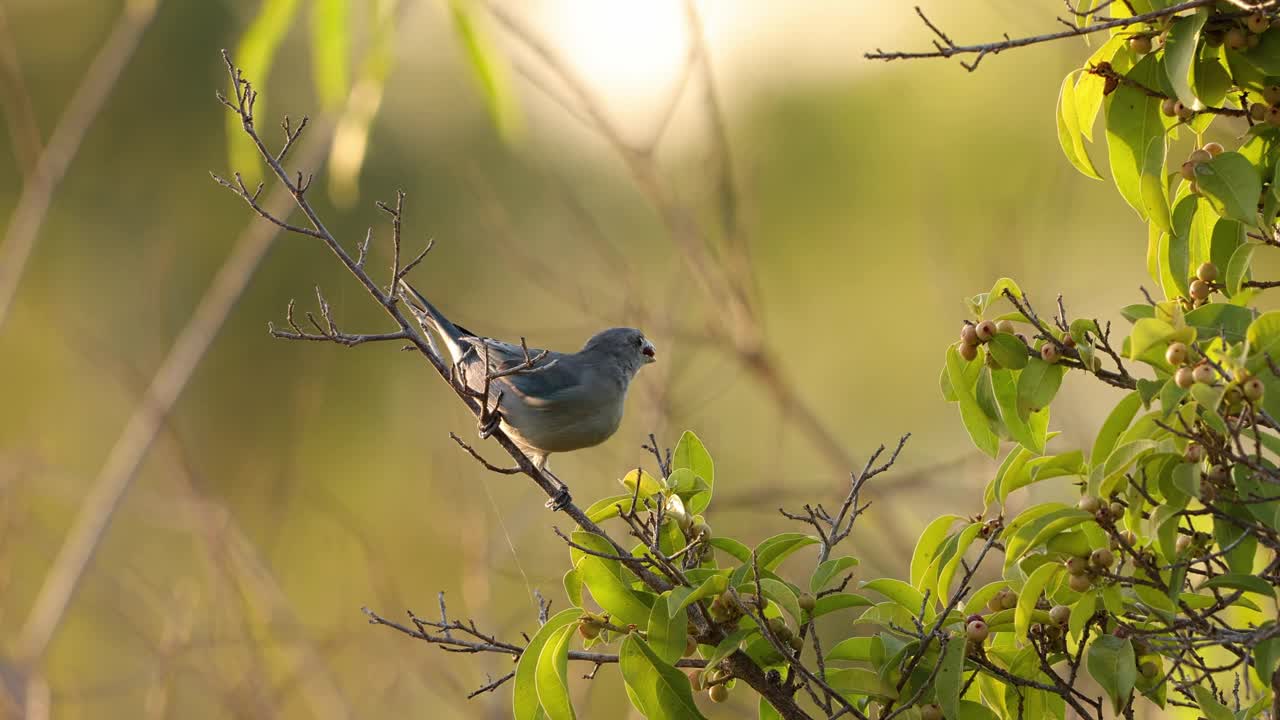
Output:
495,361,629,453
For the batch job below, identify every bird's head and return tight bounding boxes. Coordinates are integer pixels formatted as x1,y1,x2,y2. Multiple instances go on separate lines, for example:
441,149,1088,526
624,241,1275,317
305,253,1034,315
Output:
583,327,656,375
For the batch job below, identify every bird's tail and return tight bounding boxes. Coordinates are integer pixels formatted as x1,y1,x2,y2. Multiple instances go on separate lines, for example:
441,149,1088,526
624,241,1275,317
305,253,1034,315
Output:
399,283,469,364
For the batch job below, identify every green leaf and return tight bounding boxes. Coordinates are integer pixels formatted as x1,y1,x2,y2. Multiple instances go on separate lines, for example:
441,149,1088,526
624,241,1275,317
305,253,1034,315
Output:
619,635,708,720
1069,591,1098,641
1087,635,1136,714
935,636,967,720
811,556,860,594
514,608,582,720
1246,311,1280,374
1016,562,1062,643
826,636,880,662
1057,71,1103,180
1017,358,1065,420
1164,194,1196,297
1192,686,1234,720
671,574,728,617
228,0,304,184
534,624,576,720
947,346,1000,457
825,667,897,699
1184,302,1252,342
708,537,751,563
673,431,714,487
621,469,663,498
755,533,820,571
759,696,783,720
585,494,640,523
309,0,350,109
992,366,1047,453
446,0,520,141
936,523,984,603
911,515,963,587
987,333,1029,370
1105,55,1168,227
1163,9,1208,109
861,578,932,620
1199,573,1276,598
576,550,653,625
1225,242,1256,296
810,592,874,618
700,627,754,671
563,569,583,609
1194,151,1262,227
1092,391,1142,466
649,595,688,664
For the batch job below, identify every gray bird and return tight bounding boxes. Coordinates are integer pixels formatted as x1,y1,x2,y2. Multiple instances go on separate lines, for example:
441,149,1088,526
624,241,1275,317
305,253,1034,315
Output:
401,284,655,500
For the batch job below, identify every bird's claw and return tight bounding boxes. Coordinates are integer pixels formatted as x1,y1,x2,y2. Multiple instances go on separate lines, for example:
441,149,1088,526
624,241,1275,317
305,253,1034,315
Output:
477,412,501,439
545,486,573,511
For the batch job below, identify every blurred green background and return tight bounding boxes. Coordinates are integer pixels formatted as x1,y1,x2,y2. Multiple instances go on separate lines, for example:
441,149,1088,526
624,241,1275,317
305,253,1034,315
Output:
0,1,1188,717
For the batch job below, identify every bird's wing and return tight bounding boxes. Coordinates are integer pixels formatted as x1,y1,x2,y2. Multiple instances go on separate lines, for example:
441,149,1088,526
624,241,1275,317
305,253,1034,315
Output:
461,341,589,409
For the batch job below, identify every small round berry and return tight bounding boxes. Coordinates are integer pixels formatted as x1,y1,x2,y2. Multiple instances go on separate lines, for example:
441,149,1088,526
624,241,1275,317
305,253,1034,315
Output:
1184,442,1207,463
1207,464,1230,484
1227,27,1249,50
1206,29,1226,47
958,342,978,362
996,319,1015,335
578,621,601,640
1189,149,1213,165
1180,161,1198,182
1091,548,1116,568
1203,142,1225,158
1192,363,1217,385
975,320,997,342
1266,106,1280,127
798,593,816,613
1068,573,1093,593
1250,12,1270,34
1251,102,1269,121
987,594,1004,613
1265,86,1280,106
999,588,1018,610
1190,279,1212,300
1165,342,1188,366
921,704,944,720
1129,35,1153,54
1049,604,1071,626
965,613,985,625
1162,97,1180,117
1176,101,1195,122
1109,502,1125,519
1201,482,1217,503
966,619,989,643
1140,659,1161,679
1078,495,1102,513
1066,556,1089,576
1175,366,1195,389
1041,344,1061,364
708,684,729,703
1196,262,1219,282
1244,377,1266,401
961,323,979,345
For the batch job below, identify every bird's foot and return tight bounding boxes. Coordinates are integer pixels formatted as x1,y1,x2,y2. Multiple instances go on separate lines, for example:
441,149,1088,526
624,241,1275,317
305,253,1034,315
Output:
545,486,573,511
477,411,501,439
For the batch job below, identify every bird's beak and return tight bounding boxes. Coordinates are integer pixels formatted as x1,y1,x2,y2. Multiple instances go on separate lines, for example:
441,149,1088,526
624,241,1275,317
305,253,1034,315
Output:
641,338,657,363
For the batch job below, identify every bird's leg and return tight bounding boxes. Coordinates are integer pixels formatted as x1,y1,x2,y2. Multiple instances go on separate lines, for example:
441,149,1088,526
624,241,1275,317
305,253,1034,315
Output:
538,459,572,511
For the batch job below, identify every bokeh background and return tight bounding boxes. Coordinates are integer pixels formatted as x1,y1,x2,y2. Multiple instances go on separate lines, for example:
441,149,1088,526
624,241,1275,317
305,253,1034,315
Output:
0,1,1196,718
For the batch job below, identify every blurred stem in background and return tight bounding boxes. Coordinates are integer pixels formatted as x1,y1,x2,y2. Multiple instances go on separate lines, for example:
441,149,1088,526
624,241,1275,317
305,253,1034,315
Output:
0,0,160,331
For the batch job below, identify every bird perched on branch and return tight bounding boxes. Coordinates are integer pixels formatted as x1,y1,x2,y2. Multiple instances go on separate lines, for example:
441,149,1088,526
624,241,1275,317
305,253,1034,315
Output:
400,284,655,504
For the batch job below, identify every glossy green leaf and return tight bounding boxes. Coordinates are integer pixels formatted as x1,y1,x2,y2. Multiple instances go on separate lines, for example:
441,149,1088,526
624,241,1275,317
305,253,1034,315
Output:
563,568,583,609
1057,71,1103,180
1092,391,1142,466
577,555,653,626
756,533,819,571
987,333,1029,370
1016,562,1062,643
708,537,751,563
1017,358,1065,421
861,578,932,620
514,608,582,720
585,494,641,523
1184,302,1252,342
936,523,984,603
1194,151,1262,227
1192,685,1234,720
1199,573,1275,598
673,431,714,487
1163,9,1208,109
1087,635,1136,715
947,346,1000,457
811,556,860,594
648,595,688,664
825,636,879,663
1069,591,1098,641
671,574,728,618
935,636,967,720
1164,194,1195,297
619,634,708,720
1246,311,1280,374
810,592,874,618
1225,242,1256,296
534,624,576,720
1105,55,1169,228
